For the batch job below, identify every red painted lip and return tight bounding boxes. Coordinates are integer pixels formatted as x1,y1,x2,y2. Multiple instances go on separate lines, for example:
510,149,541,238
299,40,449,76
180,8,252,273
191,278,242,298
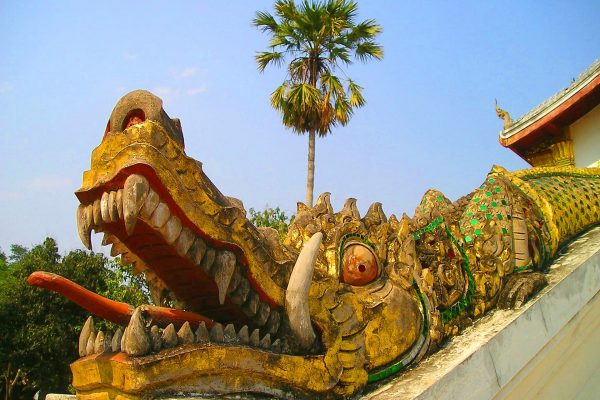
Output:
75,163,281,310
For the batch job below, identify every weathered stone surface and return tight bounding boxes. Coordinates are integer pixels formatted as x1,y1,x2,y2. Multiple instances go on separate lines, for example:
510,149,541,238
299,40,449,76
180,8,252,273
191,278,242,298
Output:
150,325,162,352
161,324,178,348
123,308,151,356
112,328,123,352
78,316,94,357
177,321,195,345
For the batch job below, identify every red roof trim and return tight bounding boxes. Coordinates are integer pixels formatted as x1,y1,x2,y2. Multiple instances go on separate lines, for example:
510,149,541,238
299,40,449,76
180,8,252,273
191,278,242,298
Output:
501,74,600,148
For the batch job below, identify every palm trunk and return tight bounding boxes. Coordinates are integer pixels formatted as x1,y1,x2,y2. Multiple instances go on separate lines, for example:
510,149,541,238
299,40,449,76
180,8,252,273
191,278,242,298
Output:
306,130,316,207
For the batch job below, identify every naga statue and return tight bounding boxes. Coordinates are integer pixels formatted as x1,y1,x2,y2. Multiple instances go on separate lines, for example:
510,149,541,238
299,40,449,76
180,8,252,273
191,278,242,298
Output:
28,90,600,398
495,99,513,130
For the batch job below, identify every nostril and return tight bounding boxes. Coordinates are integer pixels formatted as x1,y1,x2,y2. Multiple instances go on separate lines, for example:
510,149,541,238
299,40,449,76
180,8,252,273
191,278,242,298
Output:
122,109,146,130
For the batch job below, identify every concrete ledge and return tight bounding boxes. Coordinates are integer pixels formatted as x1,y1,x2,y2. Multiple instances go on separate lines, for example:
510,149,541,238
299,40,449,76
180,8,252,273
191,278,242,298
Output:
365,227,600,400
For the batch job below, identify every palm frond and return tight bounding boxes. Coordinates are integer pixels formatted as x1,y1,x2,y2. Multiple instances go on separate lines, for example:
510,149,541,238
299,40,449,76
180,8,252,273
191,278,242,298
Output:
334,96,352,126
252,11,279,33
355,40,384,62
287,83,321,112
256,51,284,72
275,0,299,21
347,79,365,108
348,19,382,42
270,84,289,110
327,45,351,66
321,72,344,98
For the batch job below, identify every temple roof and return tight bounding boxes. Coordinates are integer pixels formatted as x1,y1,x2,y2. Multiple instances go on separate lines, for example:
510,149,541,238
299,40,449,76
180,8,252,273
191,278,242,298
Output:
499,59,600,155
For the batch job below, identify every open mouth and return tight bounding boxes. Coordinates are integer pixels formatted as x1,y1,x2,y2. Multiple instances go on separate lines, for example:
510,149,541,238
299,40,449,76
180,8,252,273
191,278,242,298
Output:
26,91,345,397
75,169,286,352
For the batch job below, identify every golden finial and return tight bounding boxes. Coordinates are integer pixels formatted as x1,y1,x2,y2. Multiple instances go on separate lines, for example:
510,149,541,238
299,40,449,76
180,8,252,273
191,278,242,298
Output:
495,99,513,130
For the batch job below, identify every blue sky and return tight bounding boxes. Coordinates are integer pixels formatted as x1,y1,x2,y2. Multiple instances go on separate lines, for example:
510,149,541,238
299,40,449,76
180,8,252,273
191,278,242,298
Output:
1,1,598,254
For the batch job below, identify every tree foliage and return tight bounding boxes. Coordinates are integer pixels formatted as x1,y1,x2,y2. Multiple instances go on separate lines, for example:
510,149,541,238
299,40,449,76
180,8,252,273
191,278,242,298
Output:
249,206,293,239
0,239,149,399
254,0,383,206
254,0,383,136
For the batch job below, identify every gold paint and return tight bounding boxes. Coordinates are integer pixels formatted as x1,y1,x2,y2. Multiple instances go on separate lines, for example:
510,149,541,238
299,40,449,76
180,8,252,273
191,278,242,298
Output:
78,122,285,305
72,346,338,397
70,94,600,398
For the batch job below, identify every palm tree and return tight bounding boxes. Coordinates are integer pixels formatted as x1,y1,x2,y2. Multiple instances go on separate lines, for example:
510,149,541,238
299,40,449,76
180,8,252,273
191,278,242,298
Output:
253,0,383,207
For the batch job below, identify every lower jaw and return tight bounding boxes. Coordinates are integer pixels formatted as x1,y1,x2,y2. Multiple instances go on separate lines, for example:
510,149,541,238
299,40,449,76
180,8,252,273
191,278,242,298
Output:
72,346,335,399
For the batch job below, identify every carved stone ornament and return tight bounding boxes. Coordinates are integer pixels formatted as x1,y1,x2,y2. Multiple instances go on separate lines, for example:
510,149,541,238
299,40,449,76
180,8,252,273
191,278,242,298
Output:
27,90,600,398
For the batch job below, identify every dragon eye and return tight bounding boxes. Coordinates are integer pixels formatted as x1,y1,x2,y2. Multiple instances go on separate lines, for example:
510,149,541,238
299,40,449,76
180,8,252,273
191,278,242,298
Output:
341,243,379,286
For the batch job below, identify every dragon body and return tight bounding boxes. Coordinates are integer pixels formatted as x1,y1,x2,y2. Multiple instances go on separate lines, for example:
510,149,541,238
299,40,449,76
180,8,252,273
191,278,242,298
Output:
28,91,600,398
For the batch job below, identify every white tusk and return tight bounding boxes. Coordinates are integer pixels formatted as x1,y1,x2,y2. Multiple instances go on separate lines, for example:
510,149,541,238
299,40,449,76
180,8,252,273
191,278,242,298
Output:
285,232,322,349
123,174,149,236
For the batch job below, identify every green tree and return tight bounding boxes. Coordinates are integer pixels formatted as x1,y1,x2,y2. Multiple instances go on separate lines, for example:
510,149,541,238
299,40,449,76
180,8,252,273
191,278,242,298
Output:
249,206,293,239
0,238,149,399
254,0,383,207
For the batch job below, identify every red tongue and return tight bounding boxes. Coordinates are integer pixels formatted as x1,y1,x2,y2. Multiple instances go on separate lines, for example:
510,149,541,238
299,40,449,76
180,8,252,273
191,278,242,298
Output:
27,271,215,329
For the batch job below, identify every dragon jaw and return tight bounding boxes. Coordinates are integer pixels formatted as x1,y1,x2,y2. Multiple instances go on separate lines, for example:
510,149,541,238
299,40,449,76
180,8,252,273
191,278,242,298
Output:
29,90,428,398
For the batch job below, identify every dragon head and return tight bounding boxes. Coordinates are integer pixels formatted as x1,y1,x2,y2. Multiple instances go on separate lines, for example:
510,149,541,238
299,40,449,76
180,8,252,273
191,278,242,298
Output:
38,91,443,398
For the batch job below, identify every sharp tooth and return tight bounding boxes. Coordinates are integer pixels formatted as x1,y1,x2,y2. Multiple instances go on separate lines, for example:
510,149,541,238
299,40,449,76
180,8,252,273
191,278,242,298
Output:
242,292,259,317
175,227,195,256
161,215,182,245
93,199,102,226
105,332,113,351
116,189,123,219
286,232,322,350
249,329,260,347
150,325,162,352
259,333,271,349
271,338,282,352
237,325,249,344
79,316,95,357
94,331,108,354
265,310,281,336
223,324,238,344
86,331,97,356
161,323,178,348
123,174,150,235
121,326,127,351
112,328,123,352
141,189,160,219
187,237,207,265
101,192,111,222
177,321,195,345
150,202,170,229
200,248,216,273
210,323,224,342
227,268,242,294
123,307,151,356
254,303,270,327
195,322,210,343
77,205,93,250
213,251,236,305
230,278,250,305
109,191,119,221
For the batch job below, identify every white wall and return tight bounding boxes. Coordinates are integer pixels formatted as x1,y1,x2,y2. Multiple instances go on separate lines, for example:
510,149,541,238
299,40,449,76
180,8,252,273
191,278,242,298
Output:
572,103,600,167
